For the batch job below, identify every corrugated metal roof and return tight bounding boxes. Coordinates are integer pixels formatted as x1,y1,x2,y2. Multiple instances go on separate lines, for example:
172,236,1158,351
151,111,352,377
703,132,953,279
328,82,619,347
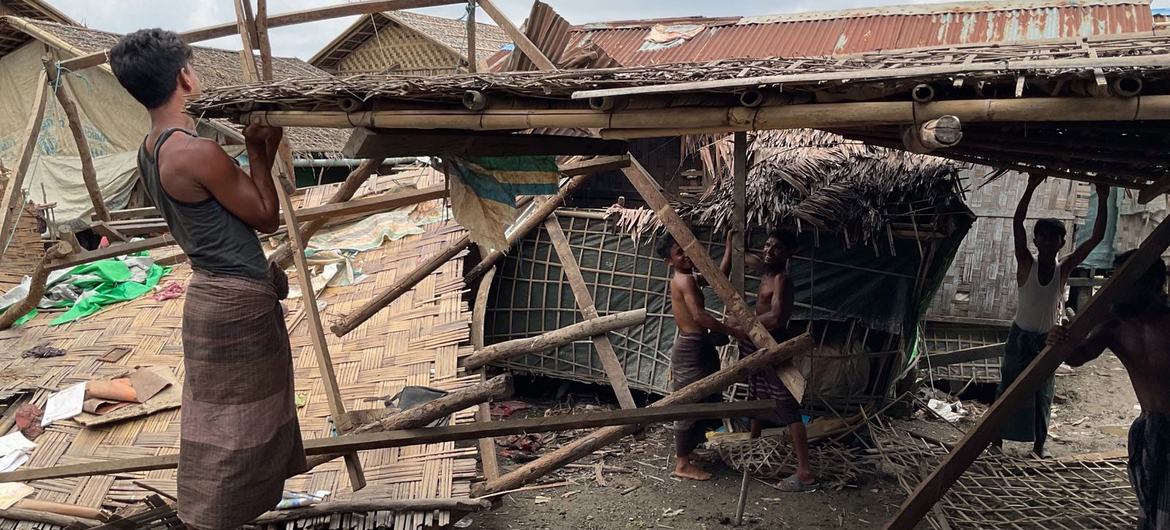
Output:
563,0,1153,65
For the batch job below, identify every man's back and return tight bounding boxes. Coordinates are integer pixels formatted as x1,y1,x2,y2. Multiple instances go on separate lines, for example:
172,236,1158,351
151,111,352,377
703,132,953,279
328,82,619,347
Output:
1104,314,1170,414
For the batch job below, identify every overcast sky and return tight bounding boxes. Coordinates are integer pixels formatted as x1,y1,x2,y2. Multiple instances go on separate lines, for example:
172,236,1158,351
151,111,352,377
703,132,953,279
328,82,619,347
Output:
45,0,1170,61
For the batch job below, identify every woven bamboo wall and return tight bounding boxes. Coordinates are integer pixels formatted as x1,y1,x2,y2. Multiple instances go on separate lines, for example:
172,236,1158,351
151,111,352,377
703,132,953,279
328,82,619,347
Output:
0,168,479,529
928,167,1083,322
336,23,462,75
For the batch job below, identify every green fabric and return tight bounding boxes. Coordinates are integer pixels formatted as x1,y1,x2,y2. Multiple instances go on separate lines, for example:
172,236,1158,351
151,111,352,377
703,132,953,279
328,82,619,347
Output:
49,260,170,325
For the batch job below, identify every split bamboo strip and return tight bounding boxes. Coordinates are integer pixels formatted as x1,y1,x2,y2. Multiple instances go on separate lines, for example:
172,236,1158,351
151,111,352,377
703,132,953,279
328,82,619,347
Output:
246,96,1170,133
470,334,814,497
462,309,647,370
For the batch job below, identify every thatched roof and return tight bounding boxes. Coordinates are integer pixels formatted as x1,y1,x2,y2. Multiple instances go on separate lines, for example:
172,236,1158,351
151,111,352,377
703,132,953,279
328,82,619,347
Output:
310,11,509,73
0,17,347,156
683,129,962,246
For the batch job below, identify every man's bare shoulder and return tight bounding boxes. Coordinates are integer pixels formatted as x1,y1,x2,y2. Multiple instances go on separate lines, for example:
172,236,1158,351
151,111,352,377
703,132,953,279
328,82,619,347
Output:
163,136,235,179
671,271,698,290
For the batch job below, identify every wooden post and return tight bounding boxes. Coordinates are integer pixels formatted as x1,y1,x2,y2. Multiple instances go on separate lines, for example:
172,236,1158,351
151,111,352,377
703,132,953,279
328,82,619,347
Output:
477,0,556,71
462,309,646,370
465,0,477,73
0,242,72,330
471,334,815,497
0,70,48,252
472,266,501,480
232,0,365,490
42,54,110,223
620,158,806,400
544,214,638,410
882,213,1170,530
731,131,747,294
255,0,274,81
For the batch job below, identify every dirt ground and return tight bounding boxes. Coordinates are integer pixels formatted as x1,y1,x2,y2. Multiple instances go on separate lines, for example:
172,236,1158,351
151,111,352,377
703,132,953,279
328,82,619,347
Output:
464,354,1140,530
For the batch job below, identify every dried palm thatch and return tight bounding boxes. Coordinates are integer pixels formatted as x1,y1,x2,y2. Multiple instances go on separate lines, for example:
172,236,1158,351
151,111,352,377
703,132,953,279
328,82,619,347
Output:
682,129,960,245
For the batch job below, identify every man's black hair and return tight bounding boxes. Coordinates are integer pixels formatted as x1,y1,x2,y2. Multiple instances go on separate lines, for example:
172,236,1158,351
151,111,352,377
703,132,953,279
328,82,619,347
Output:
1033,218,1067,239
656,232,678,259
766,229,798,250
110,29,193,109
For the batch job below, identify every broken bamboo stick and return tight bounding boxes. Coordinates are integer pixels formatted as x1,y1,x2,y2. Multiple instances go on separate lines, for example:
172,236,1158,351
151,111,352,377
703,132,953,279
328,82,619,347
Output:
43,53,109,222
462,309,646,370
901,115,962,154
0,401,775,483
470,333,815,497
250,497,490,524
0,241,72,330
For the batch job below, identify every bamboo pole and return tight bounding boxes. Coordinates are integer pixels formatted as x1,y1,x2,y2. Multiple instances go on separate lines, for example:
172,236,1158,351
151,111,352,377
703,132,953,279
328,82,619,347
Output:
463,309,646,370
250,498,491,524
330,155,628,337
471,266,501,480
544,214,638,410
883,212,1170,530
465,0,477,73
0,242,72,330
0,70,48,253
621,158,805,399
55,0,465,72
41,54,110,222
246,96,1170,133
901,115,962,154
470,334,815,497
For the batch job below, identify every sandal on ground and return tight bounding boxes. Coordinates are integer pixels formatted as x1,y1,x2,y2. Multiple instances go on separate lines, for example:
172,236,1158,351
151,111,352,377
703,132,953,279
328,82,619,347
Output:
778,473,818,493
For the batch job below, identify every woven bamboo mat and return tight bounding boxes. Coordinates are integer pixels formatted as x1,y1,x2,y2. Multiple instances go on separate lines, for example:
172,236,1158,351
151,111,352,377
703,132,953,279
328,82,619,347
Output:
0,165,479,530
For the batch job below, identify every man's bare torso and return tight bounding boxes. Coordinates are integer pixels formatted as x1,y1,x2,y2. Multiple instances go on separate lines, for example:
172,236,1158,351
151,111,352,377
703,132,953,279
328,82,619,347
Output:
670,272,704,335
1106,315,1170,414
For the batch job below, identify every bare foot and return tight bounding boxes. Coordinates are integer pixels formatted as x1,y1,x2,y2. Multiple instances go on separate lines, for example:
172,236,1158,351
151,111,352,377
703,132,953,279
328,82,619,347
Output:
673,461,712,481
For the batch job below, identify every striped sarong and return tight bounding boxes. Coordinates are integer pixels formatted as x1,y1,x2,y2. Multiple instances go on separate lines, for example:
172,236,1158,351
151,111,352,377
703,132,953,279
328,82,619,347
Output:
1130,412,1170,530
178,265,306,529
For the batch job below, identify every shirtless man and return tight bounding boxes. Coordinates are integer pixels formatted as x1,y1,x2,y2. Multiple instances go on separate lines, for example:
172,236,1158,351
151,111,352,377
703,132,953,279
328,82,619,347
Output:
722,229,816,492
658,233,749,480
1047,250,1170,530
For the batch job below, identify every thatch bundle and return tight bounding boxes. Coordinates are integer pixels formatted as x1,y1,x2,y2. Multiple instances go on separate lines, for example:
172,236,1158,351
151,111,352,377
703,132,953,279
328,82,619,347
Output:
683,129,960,245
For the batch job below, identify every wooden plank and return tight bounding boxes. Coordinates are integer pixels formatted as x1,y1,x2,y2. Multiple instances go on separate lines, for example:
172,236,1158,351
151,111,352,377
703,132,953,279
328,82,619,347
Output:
477,0,556,71
732,131,747,294
57,0,465,72
91,207,160,221
924,343,1005,367
462,309,646,370
544,214,638,410
343,128,628,158
293,185,447,223
884,212,1170,529
47,235,175,271
0,400,778,483
0,69,48,251
43,53,109,222
465,0,477,73
620,157,806,400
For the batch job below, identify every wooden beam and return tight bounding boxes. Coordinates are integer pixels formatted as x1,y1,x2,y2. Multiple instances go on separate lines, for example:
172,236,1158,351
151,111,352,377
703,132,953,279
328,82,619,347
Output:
731,131,747,294
471,334,815,497
56,0,465,72
233,0,364,490
293,185,447,223
477,0,556,71
0,242,72,330
620,158,805,400
462,309,646,370
924,343,1005,368
544,214,638,410
92,207,160,221
42,53,109,222
465,0,477,73
471,266,501,480
0,400,777,483
47,235,175,271
0,69,48,251
255,0,274,81
343,128,628,158
883,212,1170,529
330,155,628,337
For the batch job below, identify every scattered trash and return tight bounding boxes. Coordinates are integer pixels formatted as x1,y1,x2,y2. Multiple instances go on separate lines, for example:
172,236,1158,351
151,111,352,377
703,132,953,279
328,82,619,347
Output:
926,398,967,423
275,490,330,510
490,400,532,419
295,393,308,408
534,495,551,505
13,404,43,440
453,516,473,528
0,482,34,510
98,346,131,363
1071,417,1089,426
1134,404,1142,411
41,382,86,426
152,281,185,302
662,508,684,517
561,490,580,498
21,345,65,359
0,431,37,472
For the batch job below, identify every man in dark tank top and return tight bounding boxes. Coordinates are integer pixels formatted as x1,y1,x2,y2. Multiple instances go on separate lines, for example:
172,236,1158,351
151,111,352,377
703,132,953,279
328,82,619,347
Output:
110,29,306,529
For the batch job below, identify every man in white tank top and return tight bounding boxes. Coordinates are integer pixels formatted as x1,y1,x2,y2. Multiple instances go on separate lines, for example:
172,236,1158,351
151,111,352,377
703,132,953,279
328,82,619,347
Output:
995,174,1109,457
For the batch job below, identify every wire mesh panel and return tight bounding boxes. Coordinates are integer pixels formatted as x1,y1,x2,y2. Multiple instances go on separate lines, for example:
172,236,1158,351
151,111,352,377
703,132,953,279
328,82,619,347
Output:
922,322,1011,383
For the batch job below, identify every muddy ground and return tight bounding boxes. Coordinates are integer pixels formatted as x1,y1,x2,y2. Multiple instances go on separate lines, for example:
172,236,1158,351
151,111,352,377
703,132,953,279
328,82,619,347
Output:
463,352,1139,530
